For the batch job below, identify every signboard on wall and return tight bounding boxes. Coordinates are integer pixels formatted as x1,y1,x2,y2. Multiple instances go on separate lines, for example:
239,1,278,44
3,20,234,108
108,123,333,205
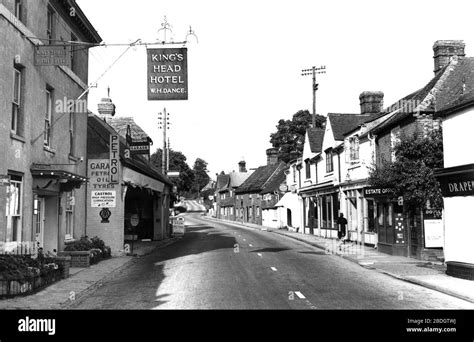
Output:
147,47,188,100
88,160,117,208
34,45,70,66
424,219,444,248
91,190,116,208
109,134,120,184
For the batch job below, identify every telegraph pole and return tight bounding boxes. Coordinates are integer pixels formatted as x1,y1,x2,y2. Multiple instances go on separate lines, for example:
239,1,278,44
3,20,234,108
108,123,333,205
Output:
301,65,326,127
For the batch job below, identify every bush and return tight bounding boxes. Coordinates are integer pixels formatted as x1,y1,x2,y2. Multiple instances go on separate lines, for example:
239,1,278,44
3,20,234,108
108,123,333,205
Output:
0,254,62,281
64,236,111,263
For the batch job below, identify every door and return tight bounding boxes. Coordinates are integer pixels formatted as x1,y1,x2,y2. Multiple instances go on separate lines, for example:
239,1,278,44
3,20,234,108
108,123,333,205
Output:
34,197,45,248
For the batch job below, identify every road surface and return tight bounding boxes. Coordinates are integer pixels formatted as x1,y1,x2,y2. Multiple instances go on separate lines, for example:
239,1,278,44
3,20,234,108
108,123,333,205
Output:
70,214,474,309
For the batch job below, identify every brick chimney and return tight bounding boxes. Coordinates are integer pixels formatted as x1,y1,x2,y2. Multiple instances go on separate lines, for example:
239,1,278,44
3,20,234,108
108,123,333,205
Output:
238,160,247,172
359,91,384,114
266,148,279,165
433,40,465,75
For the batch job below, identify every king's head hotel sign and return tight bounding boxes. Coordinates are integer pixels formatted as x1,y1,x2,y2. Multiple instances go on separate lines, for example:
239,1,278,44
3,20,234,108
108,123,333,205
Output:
147,48,188,100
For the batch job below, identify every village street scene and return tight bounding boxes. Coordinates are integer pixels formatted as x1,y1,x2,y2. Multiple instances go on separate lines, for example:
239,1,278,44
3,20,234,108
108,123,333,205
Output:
0,0,473,340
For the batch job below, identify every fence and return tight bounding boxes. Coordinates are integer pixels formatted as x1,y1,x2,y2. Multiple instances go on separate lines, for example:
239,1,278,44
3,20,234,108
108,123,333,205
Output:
0,241,38,255
0,268,62,299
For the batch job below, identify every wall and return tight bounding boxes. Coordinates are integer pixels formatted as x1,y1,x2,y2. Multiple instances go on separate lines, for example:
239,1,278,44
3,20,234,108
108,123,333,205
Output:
86,159,125,256
442,107,474,265
443,107,474,167
0,2,89,250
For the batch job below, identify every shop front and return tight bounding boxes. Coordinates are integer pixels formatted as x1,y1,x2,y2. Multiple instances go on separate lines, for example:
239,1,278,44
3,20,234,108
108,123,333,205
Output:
301,184,339,238
363,187,406,256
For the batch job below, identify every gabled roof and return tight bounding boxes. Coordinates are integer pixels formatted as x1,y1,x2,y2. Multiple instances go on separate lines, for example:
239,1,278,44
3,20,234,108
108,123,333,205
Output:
216,173,230,192
261,166,287,194
87,114,172,186
307,128,325,153
105,116,153,144
372,57,474,134
328,113,373,141
236,162,286,194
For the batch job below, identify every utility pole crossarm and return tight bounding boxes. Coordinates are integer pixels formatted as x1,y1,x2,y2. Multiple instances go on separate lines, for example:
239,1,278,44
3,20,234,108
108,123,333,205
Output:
301,65,326,128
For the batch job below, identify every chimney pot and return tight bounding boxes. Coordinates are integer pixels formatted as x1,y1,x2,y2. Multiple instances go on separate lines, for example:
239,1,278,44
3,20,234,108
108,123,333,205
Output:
238,160,247,172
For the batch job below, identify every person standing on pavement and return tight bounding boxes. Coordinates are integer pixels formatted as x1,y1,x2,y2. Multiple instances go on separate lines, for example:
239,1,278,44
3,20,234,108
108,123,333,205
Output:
337,213,347,243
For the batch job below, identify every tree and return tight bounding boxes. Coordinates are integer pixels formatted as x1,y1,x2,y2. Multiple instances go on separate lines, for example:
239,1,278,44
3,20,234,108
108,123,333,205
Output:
150,148,195,194
368,128,444,209
192,158,210,195
269,110,326,163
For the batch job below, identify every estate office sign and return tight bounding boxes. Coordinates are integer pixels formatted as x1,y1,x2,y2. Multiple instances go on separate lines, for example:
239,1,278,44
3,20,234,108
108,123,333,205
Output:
147,48,188,100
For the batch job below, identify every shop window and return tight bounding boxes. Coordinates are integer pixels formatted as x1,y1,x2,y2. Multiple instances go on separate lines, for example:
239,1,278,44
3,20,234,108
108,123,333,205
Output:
5,175,23,242
65,191,74,240
367,200,375,232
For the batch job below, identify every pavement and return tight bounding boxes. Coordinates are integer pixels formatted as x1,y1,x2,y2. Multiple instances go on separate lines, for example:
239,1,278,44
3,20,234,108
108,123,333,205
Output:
202,215,474,304
0,237,181,310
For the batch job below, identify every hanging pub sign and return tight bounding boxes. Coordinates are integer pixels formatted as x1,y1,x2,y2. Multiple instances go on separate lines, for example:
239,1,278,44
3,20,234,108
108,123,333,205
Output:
34,45,70,66
147,47,188,100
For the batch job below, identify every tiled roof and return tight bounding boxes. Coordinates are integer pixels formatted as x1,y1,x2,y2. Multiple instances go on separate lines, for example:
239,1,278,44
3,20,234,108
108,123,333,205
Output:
435,57,474,111
307,128,325,153
229,171,253,188
216,174,230,192
87,114,171,186
370,57,474,134
261,166,287,194
236,162,286,194
105,116,152,143
328,113,373,141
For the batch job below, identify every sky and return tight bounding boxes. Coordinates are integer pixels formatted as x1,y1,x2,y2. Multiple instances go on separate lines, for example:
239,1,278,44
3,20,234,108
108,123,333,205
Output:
77,0,474,178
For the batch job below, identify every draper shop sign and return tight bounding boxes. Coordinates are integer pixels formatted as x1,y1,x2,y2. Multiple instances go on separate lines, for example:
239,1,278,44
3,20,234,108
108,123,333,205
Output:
147,48,188,100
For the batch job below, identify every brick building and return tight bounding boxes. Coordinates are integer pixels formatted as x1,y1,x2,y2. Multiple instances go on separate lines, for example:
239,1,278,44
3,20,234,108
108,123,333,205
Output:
0,0,101,254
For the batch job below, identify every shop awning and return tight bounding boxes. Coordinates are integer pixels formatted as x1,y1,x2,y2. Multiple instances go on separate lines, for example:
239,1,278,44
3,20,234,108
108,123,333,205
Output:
123,166,164,193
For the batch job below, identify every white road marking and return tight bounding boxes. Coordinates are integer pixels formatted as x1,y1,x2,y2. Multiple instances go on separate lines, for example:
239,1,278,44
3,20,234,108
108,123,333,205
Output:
257,253,262,257
270,267,277,271
295,291,305,299
249,244,253,247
